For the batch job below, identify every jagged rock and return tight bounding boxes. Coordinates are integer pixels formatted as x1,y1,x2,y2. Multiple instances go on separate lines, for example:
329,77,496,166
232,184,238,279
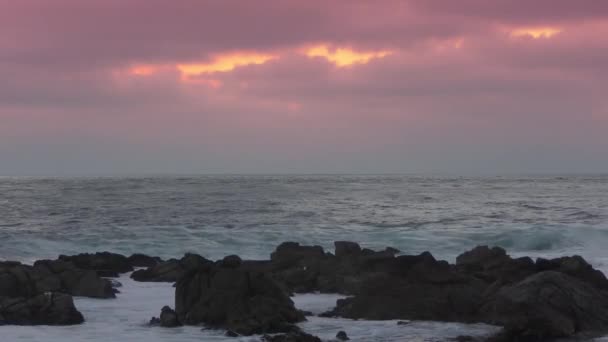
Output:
1,260,115,299
271,242,325,266
175,264,305,335
59,252,133,276
131,253,212,282
127,254,162,268
480,271,608,340
334,241,361,258
0,292,84,325
536,255,608,290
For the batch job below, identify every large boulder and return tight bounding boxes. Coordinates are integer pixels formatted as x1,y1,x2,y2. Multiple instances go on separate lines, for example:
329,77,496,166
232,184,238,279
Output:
268,241,400,294
536,255,608,290
323,251,486,321
131,253,212,282
175,263,305,335
1,260,115,299
480,271,608,340
456,246,536,285
0,292,84,325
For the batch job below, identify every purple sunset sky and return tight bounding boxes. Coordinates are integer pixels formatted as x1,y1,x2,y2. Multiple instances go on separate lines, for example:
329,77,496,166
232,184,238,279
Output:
1,0,607,175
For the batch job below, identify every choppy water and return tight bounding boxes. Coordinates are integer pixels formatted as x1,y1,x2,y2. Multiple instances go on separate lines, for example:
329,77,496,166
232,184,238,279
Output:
1,175,607,341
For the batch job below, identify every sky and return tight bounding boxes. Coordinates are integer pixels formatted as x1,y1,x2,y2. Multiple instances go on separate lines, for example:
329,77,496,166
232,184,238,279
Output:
1,0,607,175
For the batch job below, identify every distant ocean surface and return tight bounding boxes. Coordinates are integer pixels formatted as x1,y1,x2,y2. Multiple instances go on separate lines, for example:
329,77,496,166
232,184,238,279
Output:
1,175,608,341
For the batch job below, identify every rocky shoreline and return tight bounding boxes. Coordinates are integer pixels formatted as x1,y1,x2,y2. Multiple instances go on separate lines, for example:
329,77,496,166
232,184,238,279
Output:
2,242,608,341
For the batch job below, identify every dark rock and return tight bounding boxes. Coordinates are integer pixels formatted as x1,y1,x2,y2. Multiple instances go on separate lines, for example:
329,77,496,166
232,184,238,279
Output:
225,330,239,337
271,242,325,266
456,246,509,269
131,253,212,282
536,255,608,290
397,320,409,325
158,306,181,327
385,247,401,254
262,331,322,342
1,260,115,299
221,255,242,269
334,241,361,258
324,274,485,321
0,292,84,325
336,330,350,340
456,246,536,285
480,271,608,340
59,252,133,276
175,264,305,335
127,254,162,268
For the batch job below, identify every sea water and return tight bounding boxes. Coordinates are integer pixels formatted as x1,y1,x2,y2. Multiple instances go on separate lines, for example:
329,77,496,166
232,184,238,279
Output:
1,175,607,341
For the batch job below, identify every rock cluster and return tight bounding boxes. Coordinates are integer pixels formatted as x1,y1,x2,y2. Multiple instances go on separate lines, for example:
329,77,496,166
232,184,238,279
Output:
0,258,118,325
1,260,115,299
3,242,608,342
174,255,305,335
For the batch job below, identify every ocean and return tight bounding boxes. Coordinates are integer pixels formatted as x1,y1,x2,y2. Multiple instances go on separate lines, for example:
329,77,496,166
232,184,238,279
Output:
1,175,607,341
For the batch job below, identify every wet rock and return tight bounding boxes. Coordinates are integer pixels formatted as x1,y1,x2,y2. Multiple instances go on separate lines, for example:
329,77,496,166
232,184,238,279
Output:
324,274,485,321
262,331,322,342
220,255,242,269
536,255,608,290
336,330,350,340
127,253,162,268
1,260,115,299
225,330,239,337
59,252,133,276
131,253,212,282
271,242,325,267
456,246,536,285
334,241,361,258
175,263,305,335
481,271,608,340
151,306,181,328
0,292,84,325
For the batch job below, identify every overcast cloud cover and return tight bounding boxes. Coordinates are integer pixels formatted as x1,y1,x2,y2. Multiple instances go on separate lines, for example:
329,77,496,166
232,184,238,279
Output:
1,0,607,175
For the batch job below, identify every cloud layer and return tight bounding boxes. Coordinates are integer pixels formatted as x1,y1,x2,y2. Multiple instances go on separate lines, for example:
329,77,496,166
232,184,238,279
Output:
1,1,607,175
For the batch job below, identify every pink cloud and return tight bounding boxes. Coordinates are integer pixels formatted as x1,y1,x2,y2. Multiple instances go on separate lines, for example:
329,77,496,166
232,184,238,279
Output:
0,1,607,174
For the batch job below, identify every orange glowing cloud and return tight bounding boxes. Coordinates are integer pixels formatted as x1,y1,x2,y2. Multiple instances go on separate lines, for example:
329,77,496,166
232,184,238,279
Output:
129,65,157,76
305,45,391,67
510,26,562,39
177,52,277,78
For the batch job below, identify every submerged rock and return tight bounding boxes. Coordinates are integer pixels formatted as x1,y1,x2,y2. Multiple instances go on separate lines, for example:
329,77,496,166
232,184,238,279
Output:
336,330,350,340
175,262,305,335
262,331,322,342
0,292,84,325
